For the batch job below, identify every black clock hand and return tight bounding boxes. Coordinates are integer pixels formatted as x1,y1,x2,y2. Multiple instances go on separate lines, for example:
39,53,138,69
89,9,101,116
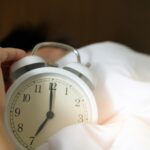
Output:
34,117,48,136
34,83,56,137
49,83,53,112
34,111,54,136
49,82,56,116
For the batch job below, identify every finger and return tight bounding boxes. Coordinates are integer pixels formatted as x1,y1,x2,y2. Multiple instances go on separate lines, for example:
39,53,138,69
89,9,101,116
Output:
0,48,26,64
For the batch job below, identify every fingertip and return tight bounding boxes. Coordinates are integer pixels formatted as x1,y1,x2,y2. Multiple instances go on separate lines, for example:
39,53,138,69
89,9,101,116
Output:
0,48,27,63
15,49,26,60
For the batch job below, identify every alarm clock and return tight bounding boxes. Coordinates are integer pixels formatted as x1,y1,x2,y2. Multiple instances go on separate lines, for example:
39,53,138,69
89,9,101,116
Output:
5,42,98,150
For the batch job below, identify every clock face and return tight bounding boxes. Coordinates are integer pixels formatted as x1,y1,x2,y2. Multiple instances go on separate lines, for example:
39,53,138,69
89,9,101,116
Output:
6,73,95,150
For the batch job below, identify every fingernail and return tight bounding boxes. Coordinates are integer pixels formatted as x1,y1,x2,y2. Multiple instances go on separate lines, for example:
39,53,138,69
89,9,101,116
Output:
16,50,26,58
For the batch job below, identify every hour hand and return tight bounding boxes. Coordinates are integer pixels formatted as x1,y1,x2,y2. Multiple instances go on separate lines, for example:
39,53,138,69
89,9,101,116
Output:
34,111,54,137
34,117,48,136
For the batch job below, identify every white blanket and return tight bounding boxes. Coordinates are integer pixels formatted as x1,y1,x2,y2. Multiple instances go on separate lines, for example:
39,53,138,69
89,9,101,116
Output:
37,41,150,150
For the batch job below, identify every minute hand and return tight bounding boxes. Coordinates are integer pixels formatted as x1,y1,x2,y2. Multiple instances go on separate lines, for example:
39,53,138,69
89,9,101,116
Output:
49,83,53,112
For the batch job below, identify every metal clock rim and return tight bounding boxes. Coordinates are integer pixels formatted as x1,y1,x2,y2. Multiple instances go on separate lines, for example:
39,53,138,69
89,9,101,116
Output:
5,67,98,150
31,42,81,64
6,67,98,123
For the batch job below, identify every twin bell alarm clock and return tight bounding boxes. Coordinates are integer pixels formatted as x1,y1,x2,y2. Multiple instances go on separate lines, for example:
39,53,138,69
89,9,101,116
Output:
5,42,98,150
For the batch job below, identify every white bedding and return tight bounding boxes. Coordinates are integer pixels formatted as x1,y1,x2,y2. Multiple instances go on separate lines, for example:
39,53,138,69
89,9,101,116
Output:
37,41,150,150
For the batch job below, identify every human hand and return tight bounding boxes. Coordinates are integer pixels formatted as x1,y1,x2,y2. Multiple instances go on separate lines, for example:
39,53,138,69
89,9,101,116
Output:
0,47,26,150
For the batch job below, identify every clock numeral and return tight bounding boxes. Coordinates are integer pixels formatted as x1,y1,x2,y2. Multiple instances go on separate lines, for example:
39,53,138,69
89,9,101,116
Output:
35,84,42,93
49,83,57,90
15,108,21,117
78,114,84,122
75,98,81,107
17,123,23,132
29,136,35,145
23,94,30,102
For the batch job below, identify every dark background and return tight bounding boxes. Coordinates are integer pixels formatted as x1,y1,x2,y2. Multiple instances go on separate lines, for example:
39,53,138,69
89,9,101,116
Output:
0,0,150,53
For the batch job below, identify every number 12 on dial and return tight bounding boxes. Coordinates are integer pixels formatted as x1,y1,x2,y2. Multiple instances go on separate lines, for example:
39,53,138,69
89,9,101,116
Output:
6,70,97,150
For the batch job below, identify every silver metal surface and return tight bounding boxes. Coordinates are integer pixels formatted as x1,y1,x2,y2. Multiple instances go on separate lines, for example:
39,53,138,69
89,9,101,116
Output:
31,42,81,64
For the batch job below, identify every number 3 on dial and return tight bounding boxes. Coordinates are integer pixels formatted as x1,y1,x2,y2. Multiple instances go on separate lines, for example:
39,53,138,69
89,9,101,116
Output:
6,71,97,150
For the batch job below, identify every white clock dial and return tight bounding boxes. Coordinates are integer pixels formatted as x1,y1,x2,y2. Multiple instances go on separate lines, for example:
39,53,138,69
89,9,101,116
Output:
6,73,95,150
